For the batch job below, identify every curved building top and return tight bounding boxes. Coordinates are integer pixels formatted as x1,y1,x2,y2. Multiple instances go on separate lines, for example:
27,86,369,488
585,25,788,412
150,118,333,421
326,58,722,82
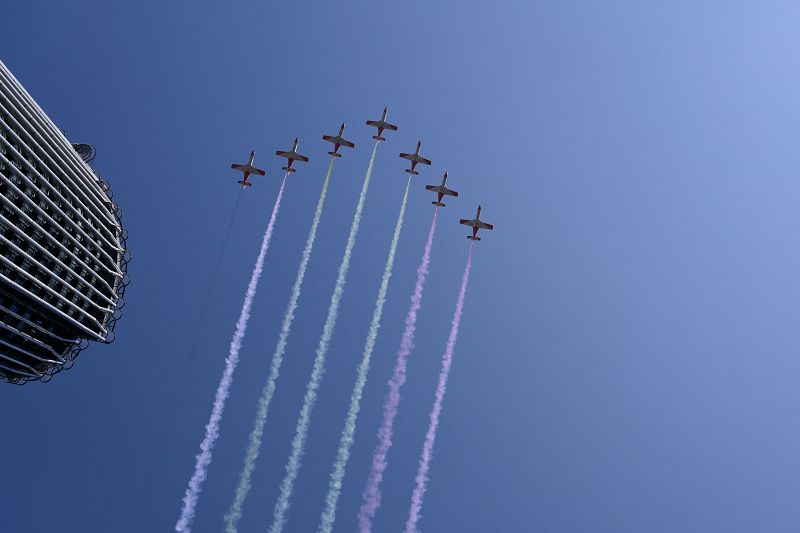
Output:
0,60,129,383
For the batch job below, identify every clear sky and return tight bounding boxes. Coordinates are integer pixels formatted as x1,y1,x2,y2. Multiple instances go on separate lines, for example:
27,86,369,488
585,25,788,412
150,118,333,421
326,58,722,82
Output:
3,1,800,532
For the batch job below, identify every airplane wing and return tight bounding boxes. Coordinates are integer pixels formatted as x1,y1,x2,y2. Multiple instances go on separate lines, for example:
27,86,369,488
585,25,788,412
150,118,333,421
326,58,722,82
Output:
401,153,432,165
367,120,398,131
324,136,355,149
276,150,308,162
231,164,246,170
251,168,266,176
426,184,456,195
477,221,494,230
459,218,474,226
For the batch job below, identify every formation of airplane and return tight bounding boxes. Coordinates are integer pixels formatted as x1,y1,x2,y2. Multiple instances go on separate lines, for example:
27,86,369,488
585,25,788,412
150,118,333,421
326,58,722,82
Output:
425,171,459,207
399,141,432,176
231,108,495,241
366,107,398,142
323,123,355,158
276,138,310,173
459,205,494,241
231,150,266,187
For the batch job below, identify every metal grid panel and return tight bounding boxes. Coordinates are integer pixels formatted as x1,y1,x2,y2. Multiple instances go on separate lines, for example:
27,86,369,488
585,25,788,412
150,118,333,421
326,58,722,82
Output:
0,60,129,383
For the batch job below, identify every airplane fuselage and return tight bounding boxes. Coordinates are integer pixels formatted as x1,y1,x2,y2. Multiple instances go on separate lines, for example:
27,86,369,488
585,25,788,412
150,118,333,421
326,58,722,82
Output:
322,132,354,157
369,122,392,141
400,142,431,175
276,139,309,173
231,151,265,187
366,108,398,141
459,205,493,240
425,171,458,206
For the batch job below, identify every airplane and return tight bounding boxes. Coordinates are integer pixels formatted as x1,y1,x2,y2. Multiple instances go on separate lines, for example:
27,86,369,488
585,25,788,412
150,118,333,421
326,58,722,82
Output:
459,205,494,241
276,138,310,173
366,107,398,141
399,141,432,175
425,171,459,207
231,150,266,187
322,123,355,158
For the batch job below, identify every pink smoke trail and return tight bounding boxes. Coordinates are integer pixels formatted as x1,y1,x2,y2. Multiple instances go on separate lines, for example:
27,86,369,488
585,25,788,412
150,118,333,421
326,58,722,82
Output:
175,174,288,533
358,209,439,533
404,243,474,533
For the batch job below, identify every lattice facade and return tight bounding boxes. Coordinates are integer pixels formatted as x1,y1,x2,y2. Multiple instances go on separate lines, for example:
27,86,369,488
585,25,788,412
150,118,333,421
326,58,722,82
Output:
0,61,128,383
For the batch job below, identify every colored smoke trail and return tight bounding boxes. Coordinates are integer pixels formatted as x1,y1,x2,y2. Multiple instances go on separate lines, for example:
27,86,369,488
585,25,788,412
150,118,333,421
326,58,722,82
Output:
350,209,439,533
269,156,407,533
223,158,335,533
175,174,288,533
404,244,474,533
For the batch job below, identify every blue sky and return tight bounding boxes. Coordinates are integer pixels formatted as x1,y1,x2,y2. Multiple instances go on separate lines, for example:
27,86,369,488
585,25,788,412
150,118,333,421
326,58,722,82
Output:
3,1,800,532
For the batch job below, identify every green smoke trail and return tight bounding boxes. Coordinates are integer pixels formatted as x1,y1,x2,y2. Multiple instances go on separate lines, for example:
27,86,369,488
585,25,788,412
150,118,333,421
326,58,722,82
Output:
319,178,419,533
268,162,410,533
223,157,336,532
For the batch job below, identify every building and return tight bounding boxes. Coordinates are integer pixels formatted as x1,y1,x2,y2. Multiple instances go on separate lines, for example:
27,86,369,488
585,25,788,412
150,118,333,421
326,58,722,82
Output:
0,60,128,383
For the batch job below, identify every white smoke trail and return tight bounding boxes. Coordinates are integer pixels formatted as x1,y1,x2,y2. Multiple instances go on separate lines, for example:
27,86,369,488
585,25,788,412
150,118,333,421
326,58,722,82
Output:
223,159,336,532
175,174,289,532
320,183,426,533
268,150,407,533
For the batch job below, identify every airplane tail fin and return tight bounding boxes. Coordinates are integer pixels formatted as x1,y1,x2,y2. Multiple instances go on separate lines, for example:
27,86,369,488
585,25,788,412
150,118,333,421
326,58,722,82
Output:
281,166,296,173
328,151,342,158
405,169,419,175
237,181,252,187
372,135,386,141
432,201,445,207
467,235,481,241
